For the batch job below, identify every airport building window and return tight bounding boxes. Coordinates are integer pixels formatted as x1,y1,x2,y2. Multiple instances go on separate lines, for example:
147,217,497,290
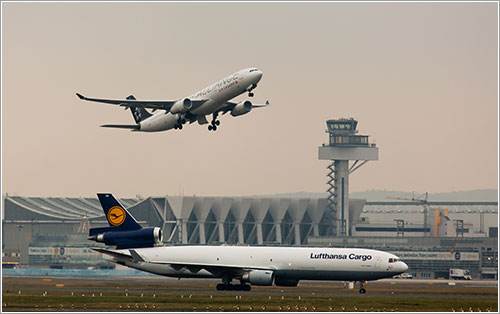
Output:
329,135,369,146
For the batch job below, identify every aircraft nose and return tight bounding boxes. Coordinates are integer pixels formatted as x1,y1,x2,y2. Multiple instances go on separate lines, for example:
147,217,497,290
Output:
401,262,409,272
253,70,263,82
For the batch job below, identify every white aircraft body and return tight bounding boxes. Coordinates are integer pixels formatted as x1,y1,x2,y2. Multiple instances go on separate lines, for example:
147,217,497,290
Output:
96,245,408,293
76,68,268,132
91,193,408,293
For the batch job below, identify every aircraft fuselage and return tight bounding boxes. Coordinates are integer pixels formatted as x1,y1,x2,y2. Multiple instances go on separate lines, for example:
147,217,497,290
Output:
139,68,263,132
109,245,408,282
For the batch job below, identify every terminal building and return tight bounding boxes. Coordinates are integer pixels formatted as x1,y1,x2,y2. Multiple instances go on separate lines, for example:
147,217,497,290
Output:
2,119,498,280
3,193,497,279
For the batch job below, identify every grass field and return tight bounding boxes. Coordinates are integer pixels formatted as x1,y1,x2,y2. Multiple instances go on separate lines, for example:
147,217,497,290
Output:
2,277,498,312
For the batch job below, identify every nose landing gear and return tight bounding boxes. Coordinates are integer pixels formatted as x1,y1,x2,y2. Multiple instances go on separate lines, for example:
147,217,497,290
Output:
359,281,367,294
247,84,257,97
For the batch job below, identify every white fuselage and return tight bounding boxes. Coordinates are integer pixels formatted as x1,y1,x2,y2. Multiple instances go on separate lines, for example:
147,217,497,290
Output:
139,68,263,132
111,246,408,282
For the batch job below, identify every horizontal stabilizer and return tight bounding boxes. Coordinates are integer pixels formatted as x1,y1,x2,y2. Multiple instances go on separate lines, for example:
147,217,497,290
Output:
100,124,139,130
89,226,121,237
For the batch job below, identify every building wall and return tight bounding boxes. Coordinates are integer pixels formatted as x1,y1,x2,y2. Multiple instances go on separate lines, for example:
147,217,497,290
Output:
307,236,497,279
2,195,498,276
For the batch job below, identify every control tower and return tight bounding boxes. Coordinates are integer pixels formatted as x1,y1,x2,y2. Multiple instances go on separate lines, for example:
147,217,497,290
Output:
318,118,378,237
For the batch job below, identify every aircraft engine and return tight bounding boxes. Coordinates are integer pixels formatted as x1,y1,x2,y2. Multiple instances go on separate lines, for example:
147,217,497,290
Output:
274,278,299,287
230,101,252,117
242,270,274,286
170,98,192,114
89,227,163,249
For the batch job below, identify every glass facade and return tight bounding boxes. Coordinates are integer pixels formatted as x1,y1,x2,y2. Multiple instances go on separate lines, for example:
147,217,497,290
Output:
329,135,369,146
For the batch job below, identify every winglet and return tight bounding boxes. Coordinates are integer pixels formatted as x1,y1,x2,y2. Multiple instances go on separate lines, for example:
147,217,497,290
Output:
129,250,146,263
76,93,85,100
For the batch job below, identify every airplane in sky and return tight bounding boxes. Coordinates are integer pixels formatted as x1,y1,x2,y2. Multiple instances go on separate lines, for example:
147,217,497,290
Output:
76,68,269,132
90,194,408,293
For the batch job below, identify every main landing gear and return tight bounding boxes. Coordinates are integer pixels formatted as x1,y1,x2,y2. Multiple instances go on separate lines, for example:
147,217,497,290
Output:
208,113,220,131
174,117,187,130
216,273,251,291
216,283,251,291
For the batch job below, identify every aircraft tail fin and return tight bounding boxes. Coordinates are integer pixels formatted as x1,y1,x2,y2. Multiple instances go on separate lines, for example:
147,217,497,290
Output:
96,193,142,231
127,95,152,123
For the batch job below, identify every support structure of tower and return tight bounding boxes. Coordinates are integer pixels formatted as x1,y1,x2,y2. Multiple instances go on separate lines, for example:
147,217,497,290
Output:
318,118,378,237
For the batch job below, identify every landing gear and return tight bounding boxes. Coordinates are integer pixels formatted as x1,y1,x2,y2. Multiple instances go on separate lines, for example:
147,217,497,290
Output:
208,113,220,131
247,84,257,97
359,281,367,294
215,273,250,291
174,117,187,130
216,283,251,291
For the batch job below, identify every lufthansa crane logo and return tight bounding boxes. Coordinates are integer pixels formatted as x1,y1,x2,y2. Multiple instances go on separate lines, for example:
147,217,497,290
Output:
107,206,126,226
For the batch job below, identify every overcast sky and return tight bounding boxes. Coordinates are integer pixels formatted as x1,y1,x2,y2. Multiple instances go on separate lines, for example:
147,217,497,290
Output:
2,2,498,198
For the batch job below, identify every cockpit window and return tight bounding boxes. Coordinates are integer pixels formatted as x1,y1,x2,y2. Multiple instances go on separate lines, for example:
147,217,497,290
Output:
249,69,259,73
388,258,400,263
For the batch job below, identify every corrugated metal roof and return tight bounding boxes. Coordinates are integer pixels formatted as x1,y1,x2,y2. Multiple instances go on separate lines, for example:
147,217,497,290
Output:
6,196,141,220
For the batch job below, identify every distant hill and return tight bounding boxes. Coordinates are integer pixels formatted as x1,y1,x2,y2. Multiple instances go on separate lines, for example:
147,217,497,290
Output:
252,189,498,202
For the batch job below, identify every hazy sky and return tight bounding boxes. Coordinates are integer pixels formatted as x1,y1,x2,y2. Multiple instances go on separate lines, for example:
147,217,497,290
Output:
2,2,498,198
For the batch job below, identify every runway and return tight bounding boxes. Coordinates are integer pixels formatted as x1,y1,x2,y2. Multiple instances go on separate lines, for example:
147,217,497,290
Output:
2,275,498,312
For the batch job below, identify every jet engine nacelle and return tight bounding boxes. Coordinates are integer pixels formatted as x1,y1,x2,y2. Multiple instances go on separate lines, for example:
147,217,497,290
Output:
274,278,299,287
90,227,163,249
242,270,274,286
231,101,252,117
170,98,192,114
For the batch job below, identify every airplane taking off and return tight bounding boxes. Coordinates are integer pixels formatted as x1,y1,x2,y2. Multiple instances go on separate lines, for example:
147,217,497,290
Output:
90,194,408,293
76,68,269,132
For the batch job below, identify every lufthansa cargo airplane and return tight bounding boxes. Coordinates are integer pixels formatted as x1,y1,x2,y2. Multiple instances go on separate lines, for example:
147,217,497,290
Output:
90,194,408,293
76,68,269,132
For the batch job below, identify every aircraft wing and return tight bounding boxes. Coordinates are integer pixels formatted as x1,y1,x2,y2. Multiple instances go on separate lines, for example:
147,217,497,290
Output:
129,250,273,276
219,100,270,115
76,93,207,111
92,248,133,261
